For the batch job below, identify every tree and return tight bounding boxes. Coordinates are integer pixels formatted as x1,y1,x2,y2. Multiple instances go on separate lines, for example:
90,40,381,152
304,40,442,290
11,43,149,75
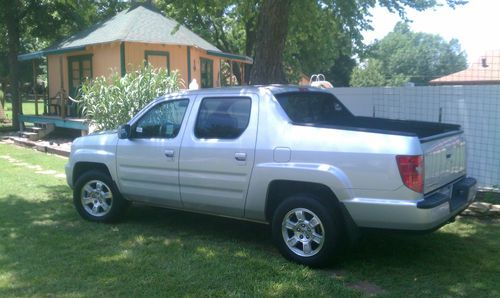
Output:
3,0,22,130
350,59,409,87
250,0,291,84
0,0,127,130
351,22,467,86
157,1,466,84
324,55,357,87
158,0,260,82
249,0,467,84
283,1,354,83
350,59,387,87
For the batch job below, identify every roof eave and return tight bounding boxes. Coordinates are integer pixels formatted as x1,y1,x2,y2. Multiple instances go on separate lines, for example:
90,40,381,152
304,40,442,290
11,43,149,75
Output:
18,45,87,61
430,80,500,85
206,50,253,64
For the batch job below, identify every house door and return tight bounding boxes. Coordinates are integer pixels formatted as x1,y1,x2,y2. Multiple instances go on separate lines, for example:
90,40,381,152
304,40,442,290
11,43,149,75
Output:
200,58,213,88
68,55,93,98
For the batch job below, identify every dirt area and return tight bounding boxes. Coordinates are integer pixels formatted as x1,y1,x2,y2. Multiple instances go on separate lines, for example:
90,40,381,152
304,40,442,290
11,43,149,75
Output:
0,128,76,157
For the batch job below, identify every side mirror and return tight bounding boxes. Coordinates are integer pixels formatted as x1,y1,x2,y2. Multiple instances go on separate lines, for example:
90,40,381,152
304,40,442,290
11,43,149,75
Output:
118,124,131,139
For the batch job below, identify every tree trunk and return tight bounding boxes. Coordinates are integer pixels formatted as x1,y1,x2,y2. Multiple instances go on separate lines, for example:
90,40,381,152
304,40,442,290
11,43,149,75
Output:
243,17,256,84
0,78,7,108
249,0,291,84
5,0,22,130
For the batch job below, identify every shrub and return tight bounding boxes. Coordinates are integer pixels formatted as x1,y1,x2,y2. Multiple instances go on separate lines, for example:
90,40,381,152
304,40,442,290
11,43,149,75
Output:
79,64,183,131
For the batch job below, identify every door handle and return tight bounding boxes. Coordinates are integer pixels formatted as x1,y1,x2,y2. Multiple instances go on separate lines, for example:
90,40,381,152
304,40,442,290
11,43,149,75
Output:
164,150,175,158
235,152,247,161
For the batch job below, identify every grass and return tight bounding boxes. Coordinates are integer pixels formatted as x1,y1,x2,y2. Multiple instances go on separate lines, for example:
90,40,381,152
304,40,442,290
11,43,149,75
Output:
476,191,500,205
1,99,45,130
0,142,499,297
2,99,45,119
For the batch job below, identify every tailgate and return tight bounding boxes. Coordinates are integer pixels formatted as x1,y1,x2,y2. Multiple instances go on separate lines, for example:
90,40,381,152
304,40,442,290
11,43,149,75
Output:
422,132,466,194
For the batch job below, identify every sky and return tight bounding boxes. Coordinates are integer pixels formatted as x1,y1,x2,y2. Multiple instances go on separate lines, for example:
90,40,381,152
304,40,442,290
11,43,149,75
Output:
362,0,500,64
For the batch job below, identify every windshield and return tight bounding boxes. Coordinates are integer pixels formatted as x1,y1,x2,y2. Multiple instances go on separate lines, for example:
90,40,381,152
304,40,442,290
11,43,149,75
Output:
274,91,353,124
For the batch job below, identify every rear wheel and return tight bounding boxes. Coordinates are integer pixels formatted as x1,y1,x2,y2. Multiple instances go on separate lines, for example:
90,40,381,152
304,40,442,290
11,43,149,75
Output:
272,194,343,267
73,170,129,222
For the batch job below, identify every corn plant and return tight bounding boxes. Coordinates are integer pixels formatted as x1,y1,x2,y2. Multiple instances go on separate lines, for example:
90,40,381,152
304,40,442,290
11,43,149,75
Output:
79,64,183,131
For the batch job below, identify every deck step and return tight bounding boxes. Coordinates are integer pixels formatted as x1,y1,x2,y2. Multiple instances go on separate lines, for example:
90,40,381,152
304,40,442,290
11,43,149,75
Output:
18,123,56,141
21,131,38,136
19,131,39,141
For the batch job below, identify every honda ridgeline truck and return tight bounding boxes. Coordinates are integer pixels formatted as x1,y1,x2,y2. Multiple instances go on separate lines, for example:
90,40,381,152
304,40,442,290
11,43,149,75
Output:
66,85,477,266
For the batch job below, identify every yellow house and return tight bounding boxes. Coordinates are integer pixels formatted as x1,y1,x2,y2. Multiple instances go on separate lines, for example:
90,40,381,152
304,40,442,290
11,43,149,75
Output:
17,4,252,132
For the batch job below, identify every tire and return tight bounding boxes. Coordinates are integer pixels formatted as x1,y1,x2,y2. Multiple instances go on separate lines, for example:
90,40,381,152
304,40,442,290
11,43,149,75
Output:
271,194,343,267
73,170,129,223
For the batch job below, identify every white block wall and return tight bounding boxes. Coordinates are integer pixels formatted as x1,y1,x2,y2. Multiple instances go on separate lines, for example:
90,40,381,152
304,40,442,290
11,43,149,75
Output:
328,85,500,187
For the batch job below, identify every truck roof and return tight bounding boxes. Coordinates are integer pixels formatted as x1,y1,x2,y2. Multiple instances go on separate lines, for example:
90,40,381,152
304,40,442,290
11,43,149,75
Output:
166,85,331,98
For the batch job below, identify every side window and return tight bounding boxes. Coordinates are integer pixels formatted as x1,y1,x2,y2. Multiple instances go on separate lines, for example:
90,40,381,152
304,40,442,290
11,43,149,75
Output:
134,99,189,139
195,97,251,139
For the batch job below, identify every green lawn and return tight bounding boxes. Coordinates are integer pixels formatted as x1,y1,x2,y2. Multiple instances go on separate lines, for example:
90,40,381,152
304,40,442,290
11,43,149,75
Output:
2,99,45,120
1,99,45,130
0,142,499,297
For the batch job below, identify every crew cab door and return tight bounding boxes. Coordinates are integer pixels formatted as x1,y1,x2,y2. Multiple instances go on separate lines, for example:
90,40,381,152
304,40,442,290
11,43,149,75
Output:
116,98,191,207
179,94,258,217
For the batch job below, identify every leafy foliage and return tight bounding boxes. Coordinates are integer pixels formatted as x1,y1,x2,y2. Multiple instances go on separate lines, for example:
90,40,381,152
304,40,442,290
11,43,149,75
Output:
1,0,128,81
350,59,388,87
157,0,466,84
284,1,353,82
350,59,410,87
0,0,128,129
79,64,183,131
324,55,357,87
351,22,468,87
157,1,259,82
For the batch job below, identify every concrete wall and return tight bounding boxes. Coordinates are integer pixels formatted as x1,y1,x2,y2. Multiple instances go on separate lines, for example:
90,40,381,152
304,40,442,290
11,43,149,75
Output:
329,86,500,187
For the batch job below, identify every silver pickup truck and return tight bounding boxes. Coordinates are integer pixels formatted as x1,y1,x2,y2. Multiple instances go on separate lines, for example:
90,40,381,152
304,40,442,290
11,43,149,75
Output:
66,85,477,266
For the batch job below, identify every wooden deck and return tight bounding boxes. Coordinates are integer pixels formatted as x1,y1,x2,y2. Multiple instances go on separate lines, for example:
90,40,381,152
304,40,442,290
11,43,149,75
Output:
19,114,88,131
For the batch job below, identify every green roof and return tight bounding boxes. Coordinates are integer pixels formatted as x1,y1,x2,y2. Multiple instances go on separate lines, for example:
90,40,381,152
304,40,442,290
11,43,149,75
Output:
19,4,251,63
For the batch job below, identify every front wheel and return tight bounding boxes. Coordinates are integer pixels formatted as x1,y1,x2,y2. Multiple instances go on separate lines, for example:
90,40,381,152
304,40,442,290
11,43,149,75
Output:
272,194,343,267
73,170,129,222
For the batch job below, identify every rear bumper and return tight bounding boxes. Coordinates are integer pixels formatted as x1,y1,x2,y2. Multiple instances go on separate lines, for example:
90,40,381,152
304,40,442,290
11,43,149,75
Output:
343,177,477,231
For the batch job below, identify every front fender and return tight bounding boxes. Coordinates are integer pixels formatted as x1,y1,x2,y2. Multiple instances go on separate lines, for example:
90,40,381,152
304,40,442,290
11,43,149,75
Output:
67,148,117,186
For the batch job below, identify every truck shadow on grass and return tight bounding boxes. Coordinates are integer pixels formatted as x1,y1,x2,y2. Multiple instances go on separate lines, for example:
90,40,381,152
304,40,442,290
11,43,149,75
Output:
1,185,498,297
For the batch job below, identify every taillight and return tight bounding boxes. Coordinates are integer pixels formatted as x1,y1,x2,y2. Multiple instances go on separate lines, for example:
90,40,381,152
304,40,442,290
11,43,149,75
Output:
396,155,424,193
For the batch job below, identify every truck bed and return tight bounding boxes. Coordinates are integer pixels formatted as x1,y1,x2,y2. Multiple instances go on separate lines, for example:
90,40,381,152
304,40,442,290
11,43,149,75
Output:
272,90,461,140
318,116,462,140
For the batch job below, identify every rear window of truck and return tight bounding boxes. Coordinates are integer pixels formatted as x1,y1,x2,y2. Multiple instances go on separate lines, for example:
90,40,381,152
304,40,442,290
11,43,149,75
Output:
274,92,353,124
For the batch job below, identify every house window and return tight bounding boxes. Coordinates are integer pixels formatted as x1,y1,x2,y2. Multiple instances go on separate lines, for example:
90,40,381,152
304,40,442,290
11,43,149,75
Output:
145,51,170,74
200,58,213,88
